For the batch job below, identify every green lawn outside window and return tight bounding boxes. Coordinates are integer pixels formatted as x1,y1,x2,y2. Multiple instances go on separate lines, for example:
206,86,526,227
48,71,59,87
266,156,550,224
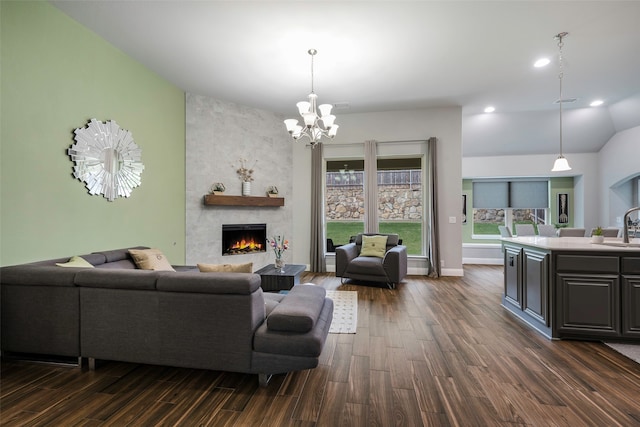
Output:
326,221,422,255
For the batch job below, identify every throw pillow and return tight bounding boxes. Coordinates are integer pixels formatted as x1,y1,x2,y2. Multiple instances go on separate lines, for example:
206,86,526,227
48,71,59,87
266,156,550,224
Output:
56,255,95,268
197,262,253,273
360,235,388,258
128,248,175,271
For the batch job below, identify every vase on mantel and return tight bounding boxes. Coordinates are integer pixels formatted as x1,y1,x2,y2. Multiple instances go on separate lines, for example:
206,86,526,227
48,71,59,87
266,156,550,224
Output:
242,181,251,196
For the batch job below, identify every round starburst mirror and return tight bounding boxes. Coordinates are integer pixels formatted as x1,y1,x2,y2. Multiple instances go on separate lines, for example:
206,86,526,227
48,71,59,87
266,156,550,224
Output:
68,119,144,201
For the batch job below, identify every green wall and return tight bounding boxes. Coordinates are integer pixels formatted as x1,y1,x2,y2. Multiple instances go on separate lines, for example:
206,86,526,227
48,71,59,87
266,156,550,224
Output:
0,1,186,266
462,177,575,243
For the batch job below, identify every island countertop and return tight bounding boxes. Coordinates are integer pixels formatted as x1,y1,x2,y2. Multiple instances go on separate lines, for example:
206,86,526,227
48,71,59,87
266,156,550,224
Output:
501,236,640,252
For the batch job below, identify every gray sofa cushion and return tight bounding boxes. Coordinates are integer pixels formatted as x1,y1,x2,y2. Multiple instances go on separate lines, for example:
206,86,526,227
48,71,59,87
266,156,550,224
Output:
156,271,261,294
74,269,159,290
254,296,333,358
267,284,326,333
95,259,137,269
0,265,79,287
264,293,286,316
93,246,148,263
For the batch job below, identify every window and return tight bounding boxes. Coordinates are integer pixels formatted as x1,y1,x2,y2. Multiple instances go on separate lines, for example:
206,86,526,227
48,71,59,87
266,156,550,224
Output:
325,153,425,256
376,158,422,255
472,179,549,236
326,160,365,249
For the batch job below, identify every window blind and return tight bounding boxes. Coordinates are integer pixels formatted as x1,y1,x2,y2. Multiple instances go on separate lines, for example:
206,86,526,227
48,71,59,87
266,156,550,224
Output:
473,180,548,209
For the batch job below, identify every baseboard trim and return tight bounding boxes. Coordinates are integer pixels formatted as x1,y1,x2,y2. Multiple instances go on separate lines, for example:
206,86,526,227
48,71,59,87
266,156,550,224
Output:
463,257,504,265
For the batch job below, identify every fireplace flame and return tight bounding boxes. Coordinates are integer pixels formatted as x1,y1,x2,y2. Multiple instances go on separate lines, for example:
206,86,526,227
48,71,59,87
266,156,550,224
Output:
230,239,263,252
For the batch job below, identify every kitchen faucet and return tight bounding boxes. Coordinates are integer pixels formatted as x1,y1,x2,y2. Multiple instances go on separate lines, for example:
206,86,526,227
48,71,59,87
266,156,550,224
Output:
623,206,640,243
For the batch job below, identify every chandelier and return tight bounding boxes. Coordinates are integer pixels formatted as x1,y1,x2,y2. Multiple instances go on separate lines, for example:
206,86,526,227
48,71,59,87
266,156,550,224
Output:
284,49,338,147
551,32,572,172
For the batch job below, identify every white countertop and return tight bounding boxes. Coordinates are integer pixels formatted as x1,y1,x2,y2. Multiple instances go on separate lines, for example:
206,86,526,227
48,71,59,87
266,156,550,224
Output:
502,236,640,252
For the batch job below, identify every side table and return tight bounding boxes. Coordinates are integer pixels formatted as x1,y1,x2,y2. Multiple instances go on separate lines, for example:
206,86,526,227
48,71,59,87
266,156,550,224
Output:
255,263,306,292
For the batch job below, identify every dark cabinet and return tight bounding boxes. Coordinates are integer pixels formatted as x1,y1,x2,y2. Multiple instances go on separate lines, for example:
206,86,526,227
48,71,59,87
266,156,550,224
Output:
556,273,620,337
523,249,549,326
502,244,551,337
622,257,640,338
555,254,621,338
503,246,522,310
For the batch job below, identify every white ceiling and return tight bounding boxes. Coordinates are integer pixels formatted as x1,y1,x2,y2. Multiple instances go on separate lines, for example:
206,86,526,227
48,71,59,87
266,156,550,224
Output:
50,1,640,157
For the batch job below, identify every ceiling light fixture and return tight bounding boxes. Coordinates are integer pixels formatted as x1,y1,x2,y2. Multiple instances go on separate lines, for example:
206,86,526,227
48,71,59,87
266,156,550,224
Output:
551,32,572,172
284,49,338,148
484,106,495,113
590,100,604,107
534,58,550,68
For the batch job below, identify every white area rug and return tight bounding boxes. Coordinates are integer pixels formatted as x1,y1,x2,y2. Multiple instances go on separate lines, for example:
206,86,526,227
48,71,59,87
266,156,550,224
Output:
604,342,640,364
326,290,357,334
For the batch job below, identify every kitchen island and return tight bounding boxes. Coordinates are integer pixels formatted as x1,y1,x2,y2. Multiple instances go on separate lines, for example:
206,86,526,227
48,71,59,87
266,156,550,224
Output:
501,236,640,341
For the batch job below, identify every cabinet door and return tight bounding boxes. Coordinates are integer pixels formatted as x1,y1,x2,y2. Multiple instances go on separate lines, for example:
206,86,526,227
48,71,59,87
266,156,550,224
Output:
622,275,640,338
523,249,549,325
556,274,620,337
503,246,522,309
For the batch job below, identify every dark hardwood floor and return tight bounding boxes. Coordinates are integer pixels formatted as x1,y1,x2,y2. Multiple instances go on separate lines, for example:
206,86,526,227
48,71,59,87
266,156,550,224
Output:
2,265,640,426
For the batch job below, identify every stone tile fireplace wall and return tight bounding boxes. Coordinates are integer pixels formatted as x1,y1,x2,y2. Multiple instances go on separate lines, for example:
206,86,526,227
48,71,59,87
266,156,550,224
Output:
186,93,293,268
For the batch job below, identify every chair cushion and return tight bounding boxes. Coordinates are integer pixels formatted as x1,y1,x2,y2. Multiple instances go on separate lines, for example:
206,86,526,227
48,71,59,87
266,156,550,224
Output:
360,235,388,257
345,256,387,276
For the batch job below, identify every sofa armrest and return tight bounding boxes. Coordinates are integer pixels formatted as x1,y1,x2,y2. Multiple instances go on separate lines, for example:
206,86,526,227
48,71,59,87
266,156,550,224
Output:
267,284,326,332
335,243,359,277
383,245,408,283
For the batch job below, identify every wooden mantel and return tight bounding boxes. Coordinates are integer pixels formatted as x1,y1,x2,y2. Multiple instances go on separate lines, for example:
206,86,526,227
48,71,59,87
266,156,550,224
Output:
203,194,284,207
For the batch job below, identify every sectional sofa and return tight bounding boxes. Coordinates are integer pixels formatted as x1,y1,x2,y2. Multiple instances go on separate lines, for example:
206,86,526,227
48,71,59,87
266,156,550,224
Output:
0,247,333,386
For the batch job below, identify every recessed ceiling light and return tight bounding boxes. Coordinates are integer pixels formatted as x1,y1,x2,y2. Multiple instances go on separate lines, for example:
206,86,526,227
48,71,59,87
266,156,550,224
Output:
484,106,495,113
590,100,604,107
534,58,551,68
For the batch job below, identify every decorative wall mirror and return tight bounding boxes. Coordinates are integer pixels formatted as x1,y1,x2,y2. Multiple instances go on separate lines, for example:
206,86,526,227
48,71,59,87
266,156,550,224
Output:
68,119,144,201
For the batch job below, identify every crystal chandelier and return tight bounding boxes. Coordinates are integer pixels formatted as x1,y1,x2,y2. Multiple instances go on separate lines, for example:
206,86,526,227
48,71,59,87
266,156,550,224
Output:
551,32,572,172
284,49,338,147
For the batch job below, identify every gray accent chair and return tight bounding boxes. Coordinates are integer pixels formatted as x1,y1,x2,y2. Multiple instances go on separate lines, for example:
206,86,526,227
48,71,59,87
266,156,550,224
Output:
335,233,407,289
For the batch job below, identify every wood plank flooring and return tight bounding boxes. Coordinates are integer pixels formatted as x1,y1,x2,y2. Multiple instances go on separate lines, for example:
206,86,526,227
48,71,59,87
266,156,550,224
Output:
2,265,640,426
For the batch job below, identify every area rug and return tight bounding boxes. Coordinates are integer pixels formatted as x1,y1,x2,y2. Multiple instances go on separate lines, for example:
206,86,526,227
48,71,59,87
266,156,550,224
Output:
326,290,358,334
604,342,640,364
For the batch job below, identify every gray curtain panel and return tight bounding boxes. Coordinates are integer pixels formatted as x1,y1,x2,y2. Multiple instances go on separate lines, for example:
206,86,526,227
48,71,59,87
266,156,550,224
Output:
364,140,379,233
310,143,326,272
427,137,440,278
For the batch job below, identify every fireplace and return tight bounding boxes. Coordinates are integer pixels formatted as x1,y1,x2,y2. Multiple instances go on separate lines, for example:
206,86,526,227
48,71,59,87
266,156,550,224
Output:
222,223,267,256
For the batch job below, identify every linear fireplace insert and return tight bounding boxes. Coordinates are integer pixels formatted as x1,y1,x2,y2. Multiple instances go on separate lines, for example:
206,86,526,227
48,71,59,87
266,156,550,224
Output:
222,223,266,256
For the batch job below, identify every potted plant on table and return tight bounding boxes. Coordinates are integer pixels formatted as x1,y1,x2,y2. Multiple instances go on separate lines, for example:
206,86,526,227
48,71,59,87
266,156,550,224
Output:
591,226,604,243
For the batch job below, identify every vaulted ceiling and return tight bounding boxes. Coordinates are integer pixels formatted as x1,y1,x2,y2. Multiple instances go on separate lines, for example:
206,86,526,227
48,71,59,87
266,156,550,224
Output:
51,1,640,157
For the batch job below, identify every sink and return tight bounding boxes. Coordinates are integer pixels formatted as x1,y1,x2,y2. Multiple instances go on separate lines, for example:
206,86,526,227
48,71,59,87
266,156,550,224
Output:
596,242,640,248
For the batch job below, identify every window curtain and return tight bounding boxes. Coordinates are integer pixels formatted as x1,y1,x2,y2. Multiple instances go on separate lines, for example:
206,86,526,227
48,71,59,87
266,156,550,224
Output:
426,137,440,278
364,140,378,233
310,143,326,272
